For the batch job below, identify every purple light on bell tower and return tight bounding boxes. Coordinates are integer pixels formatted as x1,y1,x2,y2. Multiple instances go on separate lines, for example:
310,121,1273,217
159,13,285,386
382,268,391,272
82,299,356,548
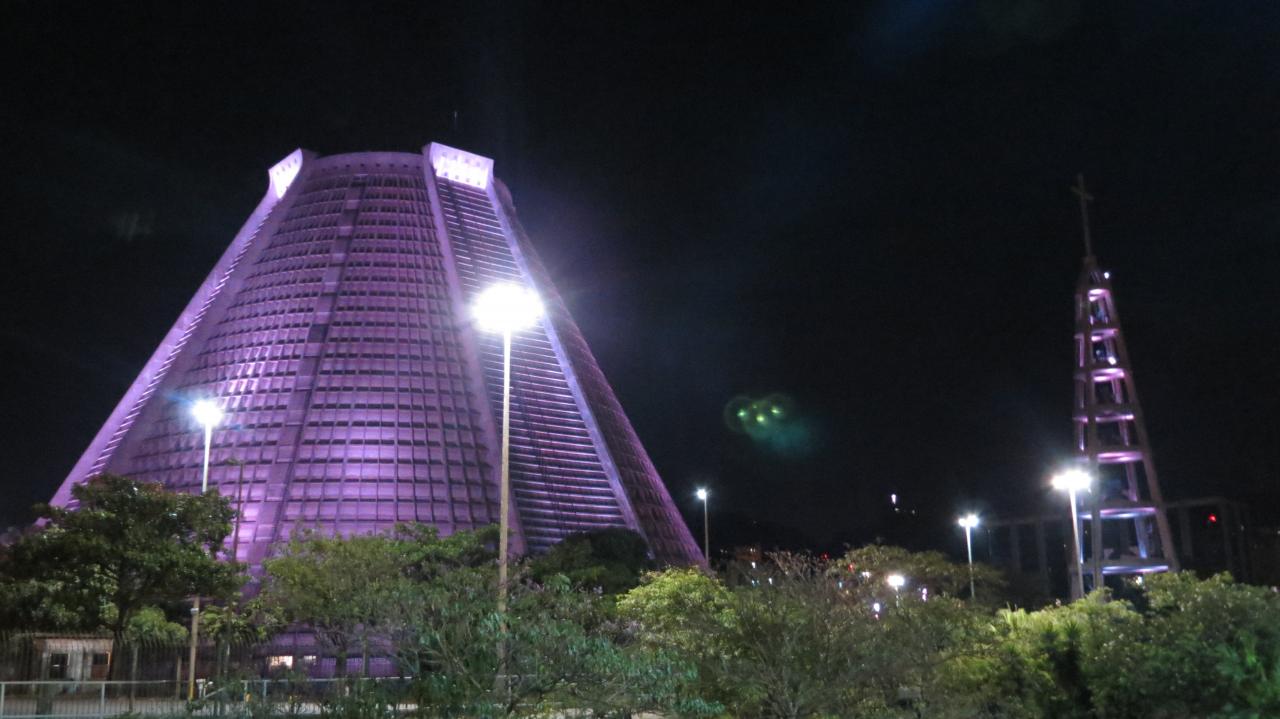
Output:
51,143,702,567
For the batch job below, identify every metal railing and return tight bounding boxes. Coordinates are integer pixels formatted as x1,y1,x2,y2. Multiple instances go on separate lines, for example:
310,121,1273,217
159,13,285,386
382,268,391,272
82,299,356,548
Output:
0,678,411,719
0,680,185,719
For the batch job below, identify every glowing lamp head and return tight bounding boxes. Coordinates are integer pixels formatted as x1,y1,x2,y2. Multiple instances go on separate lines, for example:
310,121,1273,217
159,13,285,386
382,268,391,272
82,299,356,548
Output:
1051,469,1093,493
886,573,906,590
191,400,224,429
696,488,709,502
473,283,543,334
958,513,979,529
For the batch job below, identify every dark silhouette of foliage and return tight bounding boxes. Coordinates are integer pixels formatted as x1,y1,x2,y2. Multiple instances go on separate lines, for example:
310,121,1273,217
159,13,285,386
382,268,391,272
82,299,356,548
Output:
528,527,654,595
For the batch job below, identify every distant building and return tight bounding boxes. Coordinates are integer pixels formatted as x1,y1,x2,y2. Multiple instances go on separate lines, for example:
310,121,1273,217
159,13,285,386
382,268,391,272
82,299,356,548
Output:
988,496,1272,598
0,636,112,683
49,143,700,567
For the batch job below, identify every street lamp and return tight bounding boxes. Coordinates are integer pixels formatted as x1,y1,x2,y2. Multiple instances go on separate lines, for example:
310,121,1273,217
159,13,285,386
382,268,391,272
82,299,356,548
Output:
1052,468,1092,600
695,488,710,562
957,513,979,600
473,283,543,676
187,399,222,701
887,572,905,606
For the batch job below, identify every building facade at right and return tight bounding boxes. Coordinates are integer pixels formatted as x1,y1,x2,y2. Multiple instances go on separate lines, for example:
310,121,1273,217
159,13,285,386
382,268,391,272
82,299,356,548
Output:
987,497,1270,600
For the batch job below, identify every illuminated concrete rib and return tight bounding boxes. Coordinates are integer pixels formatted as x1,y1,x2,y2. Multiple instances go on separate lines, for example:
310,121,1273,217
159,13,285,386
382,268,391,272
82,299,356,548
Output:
51,143,702,567
1069,176,1178,590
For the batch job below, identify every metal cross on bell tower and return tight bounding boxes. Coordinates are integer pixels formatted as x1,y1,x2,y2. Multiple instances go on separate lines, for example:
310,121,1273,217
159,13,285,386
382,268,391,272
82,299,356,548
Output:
1068,174,1179,596
1072,173,1095,258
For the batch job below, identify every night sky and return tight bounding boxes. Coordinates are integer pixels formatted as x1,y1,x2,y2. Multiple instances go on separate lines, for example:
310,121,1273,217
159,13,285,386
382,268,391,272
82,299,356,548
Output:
2,2,1278,551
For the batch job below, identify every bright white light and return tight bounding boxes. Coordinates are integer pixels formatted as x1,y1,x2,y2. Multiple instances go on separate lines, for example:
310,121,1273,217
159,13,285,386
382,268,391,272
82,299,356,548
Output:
268,150,304,199
1103,271,1111,279
920,587,929,601
1108,357,1118,365
890,493,897,505
958,513,979,529
191,400,224,429
696,488,709,502
473,284,543,334
1051,469,1092,493
860,570,872,579
887,573,905,590
429,144,494,190
872,601,882,613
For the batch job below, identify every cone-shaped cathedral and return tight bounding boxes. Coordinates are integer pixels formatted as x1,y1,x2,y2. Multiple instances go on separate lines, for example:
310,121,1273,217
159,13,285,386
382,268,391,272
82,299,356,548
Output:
52,143,702,567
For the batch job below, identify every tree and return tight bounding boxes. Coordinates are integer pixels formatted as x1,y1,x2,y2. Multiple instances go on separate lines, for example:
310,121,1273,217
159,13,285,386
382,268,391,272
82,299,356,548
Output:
615,567,736,662
528,528,653,595
259,525,703,717
1090,573,1280,718
256,524,497,676
621,552,1005,719
0,475,241,674
403,570,713,718
200,602,271,680
623,558,876,718
121,607,188,706
833,543,1008,604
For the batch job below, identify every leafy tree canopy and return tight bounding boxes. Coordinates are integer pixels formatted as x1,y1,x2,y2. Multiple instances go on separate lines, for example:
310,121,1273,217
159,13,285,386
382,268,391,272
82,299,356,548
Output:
833,542,1008,604
255,523,497,674
0,474,241,640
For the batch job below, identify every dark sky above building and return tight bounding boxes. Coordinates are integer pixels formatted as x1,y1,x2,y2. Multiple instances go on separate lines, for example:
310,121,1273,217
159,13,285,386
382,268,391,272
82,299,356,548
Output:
2,2,1278,548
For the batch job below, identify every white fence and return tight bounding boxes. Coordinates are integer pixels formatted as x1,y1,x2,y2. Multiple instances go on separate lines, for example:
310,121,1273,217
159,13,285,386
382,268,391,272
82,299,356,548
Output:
0,678,407,719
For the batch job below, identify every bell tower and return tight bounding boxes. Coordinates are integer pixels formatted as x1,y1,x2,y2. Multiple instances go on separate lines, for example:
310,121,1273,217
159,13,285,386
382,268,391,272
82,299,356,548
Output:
1070,175,1179,594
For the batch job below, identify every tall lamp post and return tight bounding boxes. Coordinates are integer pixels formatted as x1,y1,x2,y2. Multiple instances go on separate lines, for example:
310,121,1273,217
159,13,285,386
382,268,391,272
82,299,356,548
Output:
695,488,710,562
1052,468,1092,601
226,457,247,562
473,283,543,684
957,513,979,600
188,399,222,701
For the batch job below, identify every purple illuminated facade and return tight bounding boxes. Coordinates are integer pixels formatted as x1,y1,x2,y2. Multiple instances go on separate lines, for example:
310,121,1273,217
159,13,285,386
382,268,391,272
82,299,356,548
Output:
1069,177,1177,593
51,144,701,567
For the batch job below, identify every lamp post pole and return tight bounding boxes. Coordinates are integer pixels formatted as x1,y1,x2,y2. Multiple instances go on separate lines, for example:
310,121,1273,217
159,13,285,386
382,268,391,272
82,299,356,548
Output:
958,514,979,600
188,400,222,701
498,328,512,620
1052,469,1092,601
696,489,710,562
1067,487,1084,599
199,422,213,492
964,524,975,599
472,283,543,697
